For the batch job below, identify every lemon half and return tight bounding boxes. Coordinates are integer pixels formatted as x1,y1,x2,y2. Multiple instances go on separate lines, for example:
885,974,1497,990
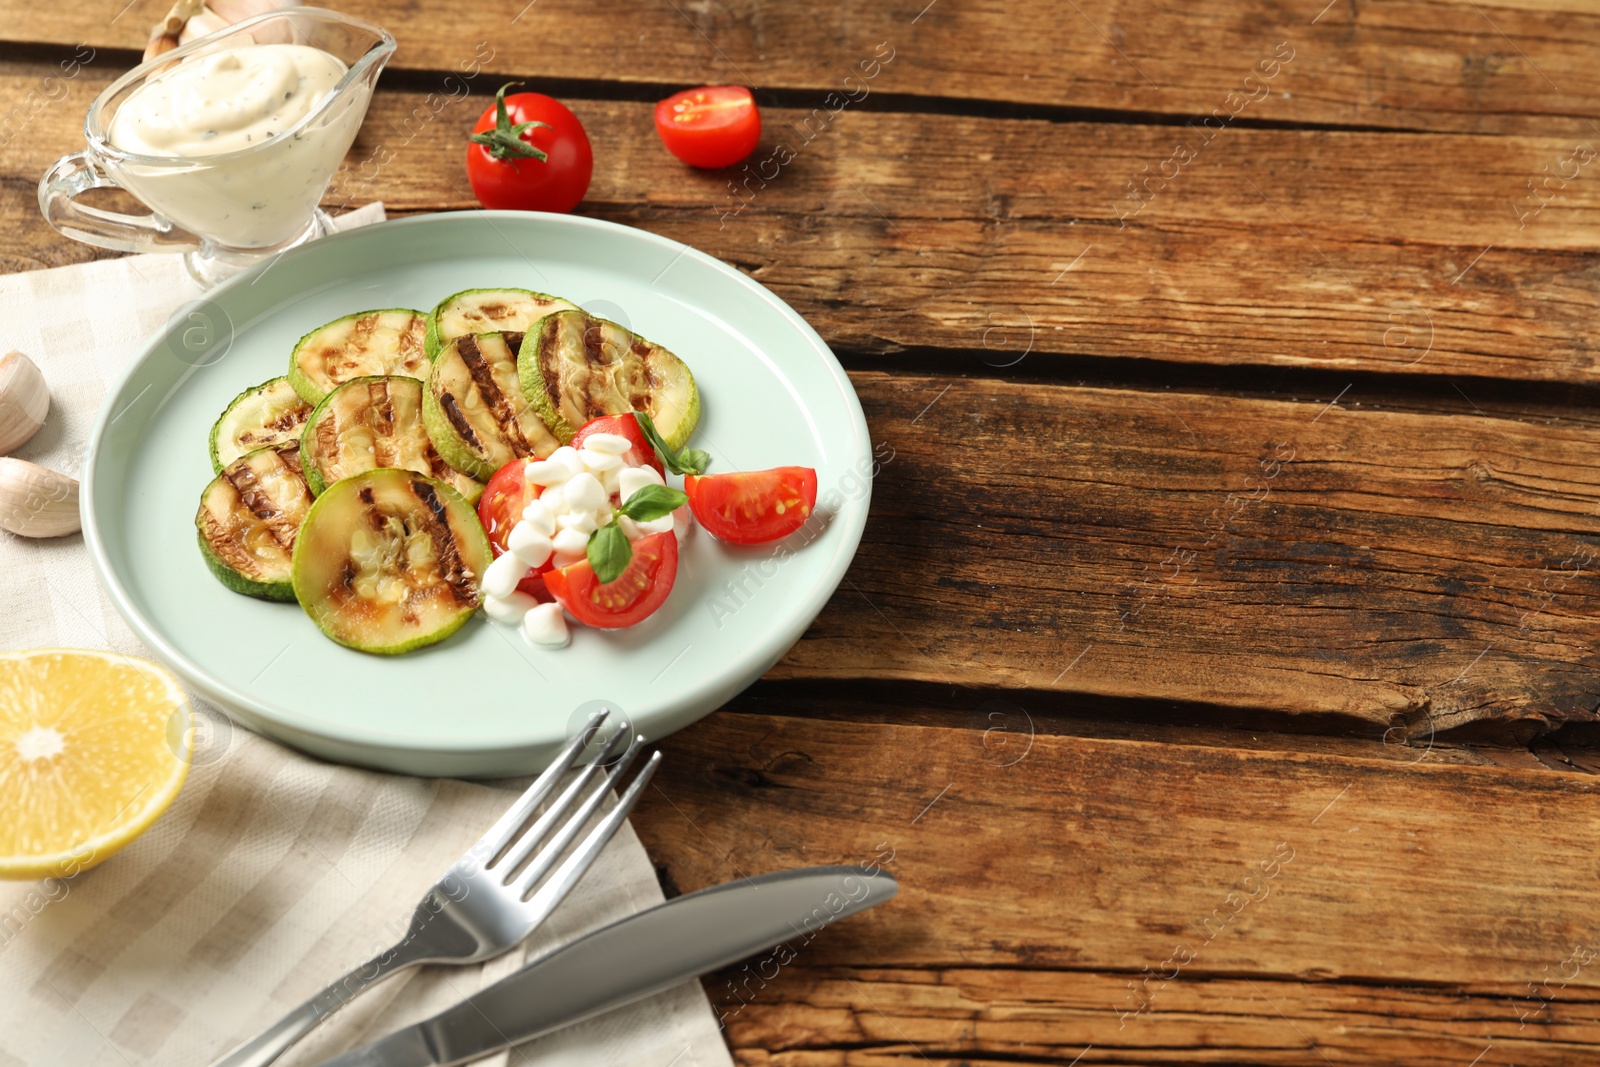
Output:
0,649,192,880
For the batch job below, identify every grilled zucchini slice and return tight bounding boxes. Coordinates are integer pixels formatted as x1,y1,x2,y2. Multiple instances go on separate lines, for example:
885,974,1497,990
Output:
300,375,484,503
291,468,491,655
195,445,313,601
423,288,578,360
288,308,429,405
517,310,699,450
208,376,311,474
421,331,561,482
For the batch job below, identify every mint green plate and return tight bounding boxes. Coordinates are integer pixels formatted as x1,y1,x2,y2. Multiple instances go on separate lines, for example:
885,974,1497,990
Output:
83,212,870,777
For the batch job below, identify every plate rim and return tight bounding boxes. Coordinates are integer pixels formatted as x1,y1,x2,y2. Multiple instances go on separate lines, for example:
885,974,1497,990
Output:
82,210,870,761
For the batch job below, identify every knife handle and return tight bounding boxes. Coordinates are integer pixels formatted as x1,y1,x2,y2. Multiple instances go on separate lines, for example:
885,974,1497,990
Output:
206,937,434,1067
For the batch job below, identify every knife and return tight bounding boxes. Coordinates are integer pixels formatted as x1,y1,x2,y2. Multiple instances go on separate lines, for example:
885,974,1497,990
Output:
312,865,897,1066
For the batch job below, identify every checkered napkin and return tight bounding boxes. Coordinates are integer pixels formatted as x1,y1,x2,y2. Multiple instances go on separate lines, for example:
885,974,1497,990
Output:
0,204,734,1067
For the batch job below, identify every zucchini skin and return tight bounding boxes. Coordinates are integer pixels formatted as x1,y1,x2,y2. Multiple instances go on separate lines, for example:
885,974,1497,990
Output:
194,445,312,602
287,308,428,406
422,331,557,483
420,381,496,483
196,528,296,601
516,309,701,450
208,375,310,474
291,468,492,655
299,375,485,503
423,287,577,360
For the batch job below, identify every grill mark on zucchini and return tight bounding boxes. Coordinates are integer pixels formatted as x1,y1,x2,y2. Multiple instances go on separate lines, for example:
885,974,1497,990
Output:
457,333,531,452
408,478,478,606
518,310,699,448
630,340,654,411
537,316,565,409
439,392,482,450
369,379,398,470
196,445,313,600
222,446,299,550
303,375,482,502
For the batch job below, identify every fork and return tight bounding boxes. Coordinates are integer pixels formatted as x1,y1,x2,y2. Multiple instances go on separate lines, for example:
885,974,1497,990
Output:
208,711,660,1067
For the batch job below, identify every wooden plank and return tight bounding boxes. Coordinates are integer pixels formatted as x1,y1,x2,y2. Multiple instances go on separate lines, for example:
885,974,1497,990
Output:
7,74,1600,733
791,369,1600,737
6,0,1600,134
712,968,1600,1065
632,711,1600,1064
7,70,1600,384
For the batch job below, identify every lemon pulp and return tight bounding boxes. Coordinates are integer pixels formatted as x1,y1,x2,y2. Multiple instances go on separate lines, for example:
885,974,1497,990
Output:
0,649,192,880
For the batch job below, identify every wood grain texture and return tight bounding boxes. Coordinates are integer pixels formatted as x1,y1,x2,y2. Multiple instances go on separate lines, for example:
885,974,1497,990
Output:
7,0,1600,134
7,69,1600,384
6,58,1599,733
7,3,1600,1064
634,712,1600,1065
774,370,1600,738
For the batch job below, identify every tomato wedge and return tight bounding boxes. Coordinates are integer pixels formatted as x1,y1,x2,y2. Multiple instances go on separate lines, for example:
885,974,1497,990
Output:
685,467,818,544
570,413,664,477
543,531,679,629
477,457,552,600
653,86,761,169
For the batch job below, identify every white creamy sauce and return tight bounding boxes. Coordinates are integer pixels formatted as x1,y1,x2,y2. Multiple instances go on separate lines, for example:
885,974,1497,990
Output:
106,44,365,249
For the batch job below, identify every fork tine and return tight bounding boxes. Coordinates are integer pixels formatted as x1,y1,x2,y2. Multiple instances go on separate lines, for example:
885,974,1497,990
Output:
518,749,663,915
471,710,608,867
491,724,633,880
507,733,646,898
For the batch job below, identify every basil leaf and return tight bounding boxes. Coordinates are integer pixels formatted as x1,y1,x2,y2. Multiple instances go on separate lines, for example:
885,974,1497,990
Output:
586,523,632,584
634,411,709,476
618,484,688,522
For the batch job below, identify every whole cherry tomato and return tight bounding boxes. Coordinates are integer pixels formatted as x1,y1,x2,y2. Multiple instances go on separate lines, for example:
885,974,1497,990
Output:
467,83,593,212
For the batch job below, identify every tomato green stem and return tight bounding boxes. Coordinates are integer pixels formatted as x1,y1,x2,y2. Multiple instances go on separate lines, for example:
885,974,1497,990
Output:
470,82,553,163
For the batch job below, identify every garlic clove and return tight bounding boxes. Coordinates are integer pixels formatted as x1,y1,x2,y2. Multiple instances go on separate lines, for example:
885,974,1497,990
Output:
0,352,49,456
207,0,299,25
174,0,301,48
143,0,206,60
0,459,80,538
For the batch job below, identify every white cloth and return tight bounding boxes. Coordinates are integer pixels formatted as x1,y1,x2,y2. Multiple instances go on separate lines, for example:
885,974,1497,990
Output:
0,205,734,1067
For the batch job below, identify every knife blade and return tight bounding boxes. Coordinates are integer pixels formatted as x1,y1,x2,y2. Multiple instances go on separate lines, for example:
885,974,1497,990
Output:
313,864,897,1067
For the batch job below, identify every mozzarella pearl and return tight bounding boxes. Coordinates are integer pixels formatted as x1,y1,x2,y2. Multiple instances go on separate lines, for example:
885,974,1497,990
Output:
581,449,624,474
482,550,530,599
520,497,556,537
525,459,571,486
508,524,553,567
636,514,675,536
580,432,633,455
557,511,599,535
549,446,586,476
618,465,665,502
537,484,567,514
565,472,607,512
552,527,591,557
484,590,540,624
522,602,570,647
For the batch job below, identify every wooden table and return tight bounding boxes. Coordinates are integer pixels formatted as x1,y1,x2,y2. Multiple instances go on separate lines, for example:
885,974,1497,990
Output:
6,1,1600,1062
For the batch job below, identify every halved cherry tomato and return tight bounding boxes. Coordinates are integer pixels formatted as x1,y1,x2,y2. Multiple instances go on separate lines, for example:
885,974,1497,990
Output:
570,413,664,477
653,86,761,169
543,531,679,629
685,467,818,544
477,458,552,600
